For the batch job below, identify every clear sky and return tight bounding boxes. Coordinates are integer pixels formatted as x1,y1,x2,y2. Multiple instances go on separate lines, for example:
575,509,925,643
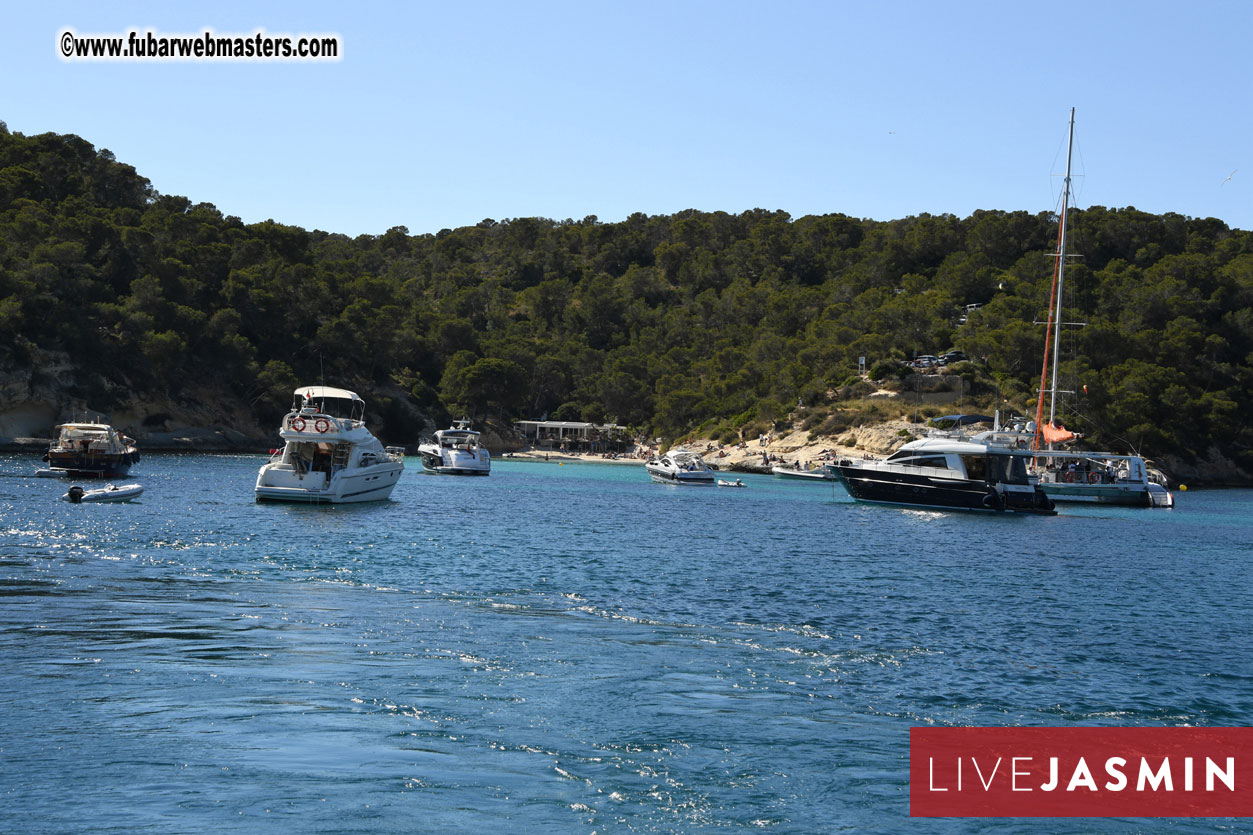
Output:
4,1,1250,237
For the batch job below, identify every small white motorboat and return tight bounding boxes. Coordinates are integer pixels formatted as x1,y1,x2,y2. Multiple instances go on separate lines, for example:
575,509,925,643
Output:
62,483,144,503
417,419,491,475
717,478,747,488
771,464,836,480
34,468,69,478
645,450,716,485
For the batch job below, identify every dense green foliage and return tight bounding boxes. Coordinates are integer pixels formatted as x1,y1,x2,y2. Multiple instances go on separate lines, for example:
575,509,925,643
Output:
2,127,1251,470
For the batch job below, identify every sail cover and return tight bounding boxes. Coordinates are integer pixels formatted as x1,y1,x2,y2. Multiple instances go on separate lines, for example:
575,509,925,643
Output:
1040,421,1077,443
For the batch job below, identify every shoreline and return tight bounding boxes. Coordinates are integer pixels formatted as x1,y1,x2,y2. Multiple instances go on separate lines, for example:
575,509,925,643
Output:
6,426,1245,487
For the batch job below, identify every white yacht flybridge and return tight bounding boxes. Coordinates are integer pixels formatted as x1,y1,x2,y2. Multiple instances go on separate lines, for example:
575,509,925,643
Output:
255,386,405,503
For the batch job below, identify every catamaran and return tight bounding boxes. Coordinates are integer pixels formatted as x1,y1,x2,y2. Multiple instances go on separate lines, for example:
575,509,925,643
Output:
1021,109,1173,508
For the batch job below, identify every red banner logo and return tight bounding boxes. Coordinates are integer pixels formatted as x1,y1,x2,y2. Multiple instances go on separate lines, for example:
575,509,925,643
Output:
911,727,1253,817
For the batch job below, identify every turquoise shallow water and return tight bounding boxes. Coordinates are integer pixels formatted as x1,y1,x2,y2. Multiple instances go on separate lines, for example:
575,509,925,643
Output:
1,453,1251,833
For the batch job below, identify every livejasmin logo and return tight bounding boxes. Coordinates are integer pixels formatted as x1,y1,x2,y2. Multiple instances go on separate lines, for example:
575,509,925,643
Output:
910,727,1253,817
928,753,1234,793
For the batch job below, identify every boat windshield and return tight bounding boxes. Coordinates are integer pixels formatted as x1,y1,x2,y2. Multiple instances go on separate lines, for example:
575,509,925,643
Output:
295,396,361,420
987,453,1031,485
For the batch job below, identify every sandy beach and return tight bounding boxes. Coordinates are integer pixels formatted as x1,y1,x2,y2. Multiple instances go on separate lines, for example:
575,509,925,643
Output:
501,419,926,474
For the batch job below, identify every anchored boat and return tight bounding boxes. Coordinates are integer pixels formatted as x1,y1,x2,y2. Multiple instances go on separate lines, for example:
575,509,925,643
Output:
1023,108,1173,508
645,450,716,485
62,483,144,503
830,437,1056,514
973,421,1174,508
417,420,491,475
43,421,139,477
255,386,405,503
771,464,836,481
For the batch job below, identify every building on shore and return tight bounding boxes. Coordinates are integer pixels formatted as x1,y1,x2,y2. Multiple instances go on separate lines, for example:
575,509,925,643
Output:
514,420,630,454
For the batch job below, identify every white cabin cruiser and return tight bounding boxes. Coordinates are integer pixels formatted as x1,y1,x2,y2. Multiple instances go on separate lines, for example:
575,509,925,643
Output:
645,450,716,485
255,386,405,503
417,420,491,475
43,421,139,477
771,464,836,480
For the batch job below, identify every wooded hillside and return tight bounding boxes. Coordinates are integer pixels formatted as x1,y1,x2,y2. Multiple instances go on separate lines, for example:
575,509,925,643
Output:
2,126,1250,475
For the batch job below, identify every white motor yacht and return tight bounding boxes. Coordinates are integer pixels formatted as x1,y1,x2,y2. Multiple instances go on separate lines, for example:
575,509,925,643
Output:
645,450,716,485
255,386,405,503
771,463,836,480
417,420,491,475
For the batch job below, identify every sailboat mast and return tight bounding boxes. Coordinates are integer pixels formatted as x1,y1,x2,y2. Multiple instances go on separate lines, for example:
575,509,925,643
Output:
1048,107,1076,429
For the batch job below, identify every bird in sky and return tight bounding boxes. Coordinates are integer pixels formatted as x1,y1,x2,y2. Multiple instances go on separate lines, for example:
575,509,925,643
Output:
1221,169,1236,186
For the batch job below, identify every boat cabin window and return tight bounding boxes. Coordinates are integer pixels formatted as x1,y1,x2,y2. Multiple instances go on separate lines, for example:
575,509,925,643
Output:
960,454,987,481
885,451,950,469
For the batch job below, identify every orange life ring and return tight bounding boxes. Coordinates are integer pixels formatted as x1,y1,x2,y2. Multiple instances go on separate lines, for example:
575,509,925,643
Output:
291,417,307,432
1064,471,1075,483
1088,471,1100,484
315,418,331,433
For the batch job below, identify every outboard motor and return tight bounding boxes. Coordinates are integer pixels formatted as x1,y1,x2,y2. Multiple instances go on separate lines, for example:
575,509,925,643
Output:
67,485,85,503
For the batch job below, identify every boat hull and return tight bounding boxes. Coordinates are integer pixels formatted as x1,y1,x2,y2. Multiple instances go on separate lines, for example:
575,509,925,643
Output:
832,464,1055,514
417,449,490,476
421,466,490,475
44,451,138,478
1040,481,1173,508
646,468,715,485
1041,483,1148,505
255,463,403,503
771,466,835,480
418,454,490,475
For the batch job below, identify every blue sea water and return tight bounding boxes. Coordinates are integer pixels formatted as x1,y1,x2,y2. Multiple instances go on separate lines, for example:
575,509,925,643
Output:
0,453,1250,833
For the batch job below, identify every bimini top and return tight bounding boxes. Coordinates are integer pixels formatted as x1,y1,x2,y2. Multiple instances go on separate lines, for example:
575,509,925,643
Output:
294,386,362,403
57,423,117,432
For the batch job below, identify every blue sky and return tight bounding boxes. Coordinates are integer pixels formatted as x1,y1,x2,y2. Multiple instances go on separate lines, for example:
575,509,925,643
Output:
4,1,1250,236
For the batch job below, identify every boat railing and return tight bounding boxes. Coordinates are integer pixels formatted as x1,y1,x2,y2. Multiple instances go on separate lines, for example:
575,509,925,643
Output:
283,412,354,435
